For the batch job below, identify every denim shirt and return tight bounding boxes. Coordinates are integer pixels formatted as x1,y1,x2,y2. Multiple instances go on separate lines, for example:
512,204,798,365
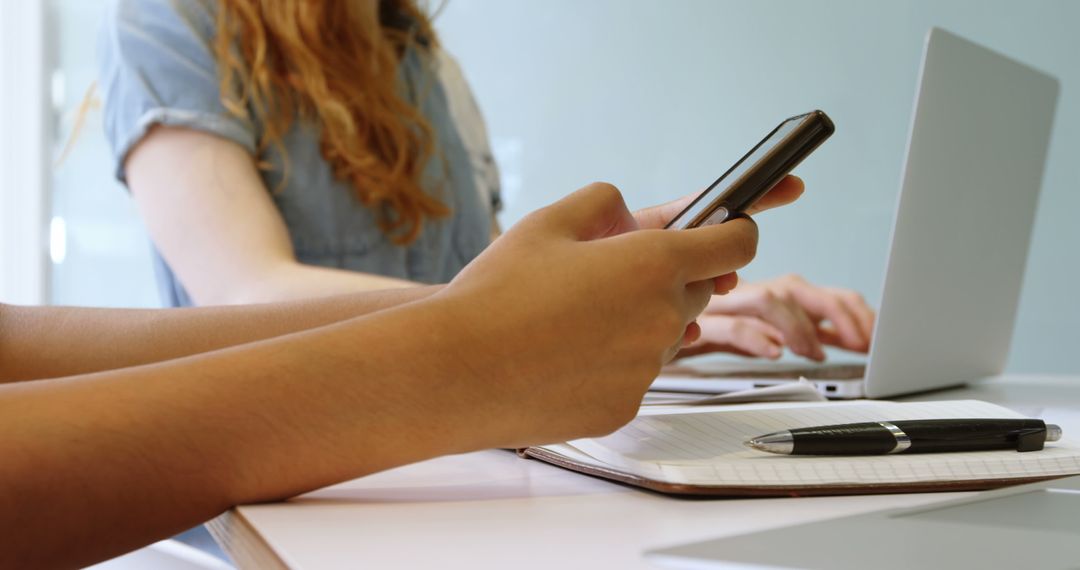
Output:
98,0,501,306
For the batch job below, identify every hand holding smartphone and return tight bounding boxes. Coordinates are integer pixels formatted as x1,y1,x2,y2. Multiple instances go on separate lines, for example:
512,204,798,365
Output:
665,110,834,229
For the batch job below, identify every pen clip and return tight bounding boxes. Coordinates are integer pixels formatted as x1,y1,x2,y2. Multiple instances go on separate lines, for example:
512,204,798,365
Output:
1014,428,1047,452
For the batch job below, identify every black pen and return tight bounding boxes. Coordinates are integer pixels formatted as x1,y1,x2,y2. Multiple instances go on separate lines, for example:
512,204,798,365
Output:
745,419,1063,455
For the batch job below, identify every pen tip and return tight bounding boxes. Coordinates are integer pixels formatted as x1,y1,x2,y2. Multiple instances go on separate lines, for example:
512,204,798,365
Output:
744,431,794,454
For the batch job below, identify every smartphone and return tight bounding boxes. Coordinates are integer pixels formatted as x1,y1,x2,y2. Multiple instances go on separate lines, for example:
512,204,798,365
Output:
664,110,834,229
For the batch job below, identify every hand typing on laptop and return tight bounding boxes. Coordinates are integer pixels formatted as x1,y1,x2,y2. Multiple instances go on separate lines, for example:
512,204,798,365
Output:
678,274,875,361
634,177,875,363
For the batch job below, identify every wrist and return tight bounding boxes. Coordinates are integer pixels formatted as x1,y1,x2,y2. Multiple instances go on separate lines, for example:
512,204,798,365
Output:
409,293,535,450
216,297,505,504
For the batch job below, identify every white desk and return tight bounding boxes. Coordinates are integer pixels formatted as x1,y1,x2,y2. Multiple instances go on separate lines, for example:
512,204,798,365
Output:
208,375,1080,569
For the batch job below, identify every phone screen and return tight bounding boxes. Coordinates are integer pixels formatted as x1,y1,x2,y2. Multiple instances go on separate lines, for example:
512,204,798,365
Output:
665,111,833,229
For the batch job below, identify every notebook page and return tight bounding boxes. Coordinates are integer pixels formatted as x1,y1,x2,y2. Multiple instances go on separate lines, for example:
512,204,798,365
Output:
562,400,1080,487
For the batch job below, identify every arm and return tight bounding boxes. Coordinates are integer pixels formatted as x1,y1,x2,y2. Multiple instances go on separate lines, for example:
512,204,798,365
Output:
125,126,418,305
0,182,763,568
0,286,439,383
0,296,489,568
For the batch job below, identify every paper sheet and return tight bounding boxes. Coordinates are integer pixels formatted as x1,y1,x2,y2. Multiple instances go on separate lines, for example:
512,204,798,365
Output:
559,400,1080,487
642,378,827,406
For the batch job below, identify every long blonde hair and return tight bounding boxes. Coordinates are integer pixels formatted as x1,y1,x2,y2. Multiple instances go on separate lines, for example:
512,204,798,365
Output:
215,0,447,244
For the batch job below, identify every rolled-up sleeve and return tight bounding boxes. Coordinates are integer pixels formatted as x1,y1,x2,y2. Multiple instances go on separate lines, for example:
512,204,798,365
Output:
98,0,257,183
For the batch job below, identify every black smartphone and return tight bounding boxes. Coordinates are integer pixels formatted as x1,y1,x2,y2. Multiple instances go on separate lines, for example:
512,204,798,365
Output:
664,110,834,229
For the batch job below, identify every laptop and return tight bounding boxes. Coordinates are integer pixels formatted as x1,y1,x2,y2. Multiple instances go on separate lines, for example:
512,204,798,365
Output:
645,473,1080,569
652,28,1060,399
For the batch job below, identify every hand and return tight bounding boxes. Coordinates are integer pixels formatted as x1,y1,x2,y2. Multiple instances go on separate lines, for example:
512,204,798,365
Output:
631,175,805,230
437,182,760,444
683,274,875,361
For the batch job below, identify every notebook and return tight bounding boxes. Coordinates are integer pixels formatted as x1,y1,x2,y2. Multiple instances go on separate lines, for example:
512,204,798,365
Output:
520,400,1080,496
651,28,1060,399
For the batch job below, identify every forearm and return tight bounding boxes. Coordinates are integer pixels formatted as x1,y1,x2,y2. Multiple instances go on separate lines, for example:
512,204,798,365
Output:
0,285,441,382
0,296,500,569
226,260,419,305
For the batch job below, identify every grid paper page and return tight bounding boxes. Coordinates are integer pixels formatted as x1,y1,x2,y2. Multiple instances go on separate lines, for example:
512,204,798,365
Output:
563,400,1080,487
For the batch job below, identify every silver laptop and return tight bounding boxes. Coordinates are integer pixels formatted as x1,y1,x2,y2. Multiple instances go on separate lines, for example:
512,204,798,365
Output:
645,473,1080,569
652,28,1059,399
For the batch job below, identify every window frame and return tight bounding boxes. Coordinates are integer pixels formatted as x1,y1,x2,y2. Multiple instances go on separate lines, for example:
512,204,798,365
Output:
0,1,50,305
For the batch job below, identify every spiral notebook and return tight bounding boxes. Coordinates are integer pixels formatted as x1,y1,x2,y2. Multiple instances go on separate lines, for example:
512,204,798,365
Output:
520,400,1080,496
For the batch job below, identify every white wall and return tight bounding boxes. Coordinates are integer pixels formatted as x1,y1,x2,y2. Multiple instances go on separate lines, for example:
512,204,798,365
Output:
436,0,1080,374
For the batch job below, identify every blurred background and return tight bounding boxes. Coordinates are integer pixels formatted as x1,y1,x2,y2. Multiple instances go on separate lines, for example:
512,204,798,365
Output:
1,0,1077,373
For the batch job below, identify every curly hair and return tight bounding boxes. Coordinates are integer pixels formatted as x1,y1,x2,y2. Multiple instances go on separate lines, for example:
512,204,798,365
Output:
214,0,448,244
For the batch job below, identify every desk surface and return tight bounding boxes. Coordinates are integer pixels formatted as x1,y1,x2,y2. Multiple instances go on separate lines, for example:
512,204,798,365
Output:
209,374,1080,569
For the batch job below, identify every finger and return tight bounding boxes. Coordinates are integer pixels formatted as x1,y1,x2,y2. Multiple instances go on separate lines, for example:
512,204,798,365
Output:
841,291,876,342
632,193,698,230
681,320,702,347
811,293,865,351
677,340,772,359
714,272,739,294
817,324,844,348
677,344,756,359
665,282,714,364
824,294,869,351
724,317,785,359
538,182,639,240
745,175,804,215
768,299,826,361
686,316,784,359
706,287,825,360
682,280,715,323
788,286,868,352
755,318,786,346
661,217,759,282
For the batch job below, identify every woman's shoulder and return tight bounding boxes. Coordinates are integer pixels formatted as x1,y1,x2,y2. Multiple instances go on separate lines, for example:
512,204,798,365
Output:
98,0,258,182
98,0,223,100
103,0,216,43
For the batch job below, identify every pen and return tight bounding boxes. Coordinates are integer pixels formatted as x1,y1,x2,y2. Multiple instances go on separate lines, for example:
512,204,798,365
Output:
745,418,1063,455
